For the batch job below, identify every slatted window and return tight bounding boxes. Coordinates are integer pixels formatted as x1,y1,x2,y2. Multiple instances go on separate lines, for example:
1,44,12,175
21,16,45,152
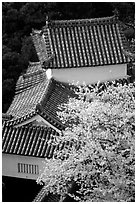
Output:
18,163,39,175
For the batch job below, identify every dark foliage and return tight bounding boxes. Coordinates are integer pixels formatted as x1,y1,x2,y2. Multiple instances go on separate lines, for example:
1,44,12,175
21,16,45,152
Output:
2,2,135,112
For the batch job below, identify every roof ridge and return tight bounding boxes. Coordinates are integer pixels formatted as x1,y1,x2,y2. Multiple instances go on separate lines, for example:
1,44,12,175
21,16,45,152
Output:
37,77,53,107
22,69,46,79
5,111,38,126
16,62,44,85
118,21,131,60
2,120,55,131
31,28,54,67
15,70,47,94
29,61,41,65
48,15,118,27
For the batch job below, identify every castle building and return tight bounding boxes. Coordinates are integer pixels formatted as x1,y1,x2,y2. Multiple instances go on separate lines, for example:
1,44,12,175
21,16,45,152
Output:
2,15,129,201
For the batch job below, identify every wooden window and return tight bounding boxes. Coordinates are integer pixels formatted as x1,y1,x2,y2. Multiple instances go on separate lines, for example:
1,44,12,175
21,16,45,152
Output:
18,163,39,175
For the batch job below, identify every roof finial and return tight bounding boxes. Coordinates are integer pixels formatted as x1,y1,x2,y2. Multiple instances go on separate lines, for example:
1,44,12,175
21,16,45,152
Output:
113,8,119,20
46,15,49,27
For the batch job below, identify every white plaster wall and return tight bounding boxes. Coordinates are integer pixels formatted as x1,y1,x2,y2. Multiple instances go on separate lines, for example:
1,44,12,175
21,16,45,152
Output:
2,153,46,180
52,64,127,85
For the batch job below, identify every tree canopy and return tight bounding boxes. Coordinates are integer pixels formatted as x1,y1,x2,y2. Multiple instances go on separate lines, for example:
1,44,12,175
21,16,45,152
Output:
37,81,135,202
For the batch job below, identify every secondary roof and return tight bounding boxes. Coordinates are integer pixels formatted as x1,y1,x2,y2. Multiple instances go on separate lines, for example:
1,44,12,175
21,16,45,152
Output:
2,122,59,158
6,62,76,129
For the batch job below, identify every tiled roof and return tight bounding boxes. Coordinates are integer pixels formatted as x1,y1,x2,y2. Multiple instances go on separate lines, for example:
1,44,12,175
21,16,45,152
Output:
37,78,77,127
33,186,47,202
5,64,130,129
3,77,132,158
2,122,59,158
6,62,76,129
7,63,50,119
33,179,76,202
32,15,129,69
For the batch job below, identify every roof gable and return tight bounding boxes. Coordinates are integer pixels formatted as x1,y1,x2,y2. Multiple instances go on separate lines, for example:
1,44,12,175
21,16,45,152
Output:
32,15,129,69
